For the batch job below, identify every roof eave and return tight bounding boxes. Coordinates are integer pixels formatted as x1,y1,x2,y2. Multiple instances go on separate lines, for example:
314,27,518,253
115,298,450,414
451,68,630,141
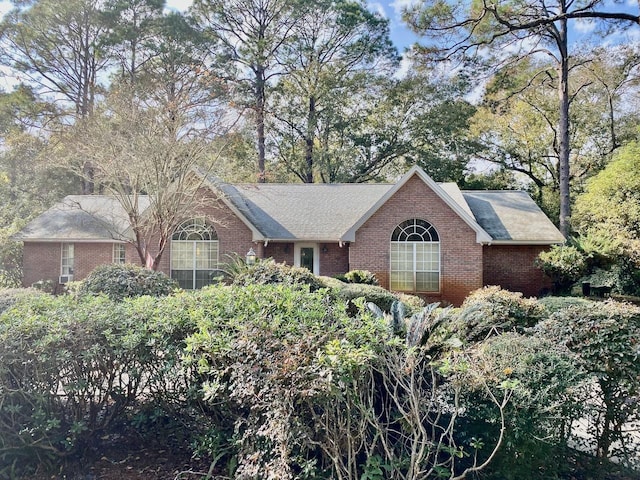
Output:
19,238,129,243
196,170,266,242
485,239,566,246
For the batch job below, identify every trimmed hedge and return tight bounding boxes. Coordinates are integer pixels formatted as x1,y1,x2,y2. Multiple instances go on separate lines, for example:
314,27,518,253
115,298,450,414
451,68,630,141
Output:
78,263,178,300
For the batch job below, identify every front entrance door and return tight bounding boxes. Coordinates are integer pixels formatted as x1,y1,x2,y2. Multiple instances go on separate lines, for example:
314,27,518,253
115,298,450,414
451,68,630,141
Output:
294,243,319,275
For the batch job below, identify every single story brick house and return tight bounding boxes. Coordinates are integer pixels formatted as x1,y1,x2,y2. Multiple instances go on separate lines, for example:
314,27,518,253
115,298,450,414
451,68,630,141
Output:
15,166,564,305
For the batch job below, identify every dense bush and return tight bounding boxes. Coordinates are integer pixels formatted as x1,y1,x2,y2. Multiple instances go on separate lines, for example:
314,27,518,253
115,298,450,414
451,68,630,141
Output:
536,245,588,293
0,287,46,314
456,286,546,342
0,292,200,476
537,300,640,466
232,258,325,291
460,332,584,479
335,269,379,285
336,282,400,313
77,263,178,300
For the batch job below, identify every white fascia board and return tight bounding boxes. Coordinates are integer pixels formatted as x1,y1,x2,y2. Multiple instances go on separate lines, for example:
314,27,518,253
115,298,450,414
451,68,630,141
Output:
485,239,566,246
341,166,492,244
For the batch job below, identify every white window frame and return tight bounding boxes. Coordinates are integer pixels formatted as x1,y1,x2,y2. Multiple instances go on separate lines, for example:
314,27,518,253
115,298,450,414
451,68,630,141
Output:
61,243,74,276
390,219,440,293
170,219,219,289
113,243,126,264
294,243,319,275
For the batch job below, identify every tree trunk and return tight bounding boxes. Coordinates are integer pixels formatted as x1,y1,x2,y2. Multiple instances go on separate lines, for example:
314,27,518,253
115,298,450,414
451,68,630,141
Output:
304,95,316,183
557,17,571,237
256,68,267,183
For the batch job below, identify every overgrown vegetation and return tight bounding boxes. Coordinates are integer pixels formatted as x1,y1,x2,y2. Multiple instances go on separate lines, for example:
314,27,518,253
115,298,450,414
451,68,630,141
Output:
1,278,639,479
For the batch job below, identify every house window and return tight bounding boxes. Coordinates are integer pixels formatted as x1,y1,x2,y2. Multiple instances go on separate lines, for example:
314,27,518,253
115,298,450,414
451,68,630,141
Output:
170,219,219,289
61,243,74,276
390,219,440,292
113,244,126,264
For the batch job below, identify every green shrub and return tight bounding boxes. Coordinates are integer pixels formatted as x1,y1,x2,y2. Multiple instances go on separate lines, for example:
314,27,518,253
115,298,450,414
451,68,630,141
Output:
336,282,399,314
0,292,202,475
536,245,588,293
0,287,46,314
232,258,325,291
341,269,379,285
537,295,593,313
77,263,178,300
537,300,640,466
461,332,584,480
456,286,546,342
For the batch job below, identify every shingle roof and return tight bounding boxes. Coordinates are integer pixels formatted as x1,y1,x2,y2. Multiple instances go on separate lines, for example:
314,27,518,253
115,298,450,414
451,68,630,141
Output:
221,182,394,240
15,195,150,242
462,191,565,243
16,169,564,245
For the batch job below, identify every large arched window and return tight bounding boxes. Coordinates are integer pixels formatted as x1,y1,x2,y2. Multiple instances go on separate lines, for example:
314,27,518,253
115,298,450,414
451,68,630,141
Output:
171,219,219,289
390,219,440,292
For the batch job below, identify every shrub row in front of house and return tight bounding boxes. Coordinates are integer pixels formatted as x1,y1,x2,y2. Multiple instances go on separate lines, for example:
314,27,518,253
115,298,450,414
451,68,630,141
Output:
1,273,640,478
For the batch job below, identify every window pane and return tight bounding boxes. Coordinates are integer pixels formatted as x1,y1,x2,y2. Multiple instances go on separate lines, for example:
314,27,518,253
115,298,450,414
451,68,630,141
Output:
61,243,74,275
416,272,439,292
171,242,193,270
172,270,193,290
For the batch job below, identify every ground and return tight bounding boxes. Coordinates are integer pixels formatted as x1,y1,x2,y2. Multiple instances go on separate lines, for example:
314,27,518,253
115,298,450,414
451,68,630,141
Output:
23,443,639,480
24,438,214,480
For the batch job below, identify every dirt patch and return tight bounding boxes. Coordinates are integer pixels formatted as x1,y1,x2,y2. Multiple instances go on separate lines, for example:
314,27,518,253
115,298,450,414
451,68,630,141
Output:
22,438,215,480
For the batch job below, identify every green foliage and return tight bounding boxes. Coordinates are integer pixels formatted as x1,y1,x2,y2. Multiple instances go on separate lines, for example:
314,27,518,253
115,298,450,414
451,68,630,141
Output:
573,140,640,257
456,286,546,342
336,282,400,314
461,332,584,479
77,263,178,300
536,245,588,293
538,300,640,466
338,269,379,285
0,287,46,314
184,283,385,479
0,293,197,474
232,258,326,292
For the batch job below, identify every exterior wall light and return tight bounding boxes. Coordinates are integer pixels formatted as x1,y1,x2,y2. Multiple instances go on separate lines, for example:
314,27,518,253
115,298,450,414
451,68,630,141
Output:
246,247,257,265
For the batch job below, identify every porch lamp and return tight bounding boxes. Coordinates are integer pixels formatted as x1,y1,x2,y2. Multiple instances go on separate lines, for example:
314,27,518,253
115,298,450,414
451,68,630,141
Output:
245,247,257,265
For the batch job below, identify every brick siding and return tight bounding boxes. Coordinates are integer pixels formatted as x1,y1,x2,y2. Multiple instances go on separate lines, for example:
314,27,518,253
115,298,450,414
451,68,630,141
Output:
349,175,483,306
483,245,553,297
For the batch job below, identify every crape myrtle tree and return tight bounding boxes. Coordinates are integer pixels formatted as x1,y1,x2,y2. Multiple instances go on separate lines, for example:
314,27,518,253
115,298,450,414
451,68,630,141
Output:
403,0,640,236
60,11,230,271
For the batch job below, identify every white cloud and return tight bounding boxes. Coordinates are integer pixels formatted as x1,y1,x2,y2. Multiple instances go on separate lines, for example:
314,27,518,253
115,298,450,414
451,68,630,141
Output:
574,18,596,34
368,1,387,18
389,0,420,19
0,1,12,18
165,0,193,13
393,54,413,79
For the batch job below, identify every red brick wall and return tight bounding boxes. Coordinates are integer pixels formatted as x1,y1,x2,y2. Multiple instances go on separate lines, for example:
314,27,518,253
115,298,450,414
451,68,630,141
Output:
318,243,349,277
350,175,484,306
264,242,349,277
23,242,62,287
483,245,553,297
264,243,294,266
23,192,260,287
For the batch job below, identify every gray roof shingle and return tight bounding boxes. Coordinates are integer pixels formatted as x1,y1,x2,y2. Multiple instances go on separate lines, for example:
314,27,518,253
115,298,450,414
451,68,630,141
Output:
462,191,565,243
16,171,564,245
15,195,150,242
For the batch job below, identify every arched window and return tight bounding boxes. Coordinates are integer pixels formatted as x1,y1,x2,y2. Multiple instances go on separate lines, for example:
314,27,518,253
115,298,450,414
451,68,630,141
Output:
171,219,219,289
390,219,440,292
